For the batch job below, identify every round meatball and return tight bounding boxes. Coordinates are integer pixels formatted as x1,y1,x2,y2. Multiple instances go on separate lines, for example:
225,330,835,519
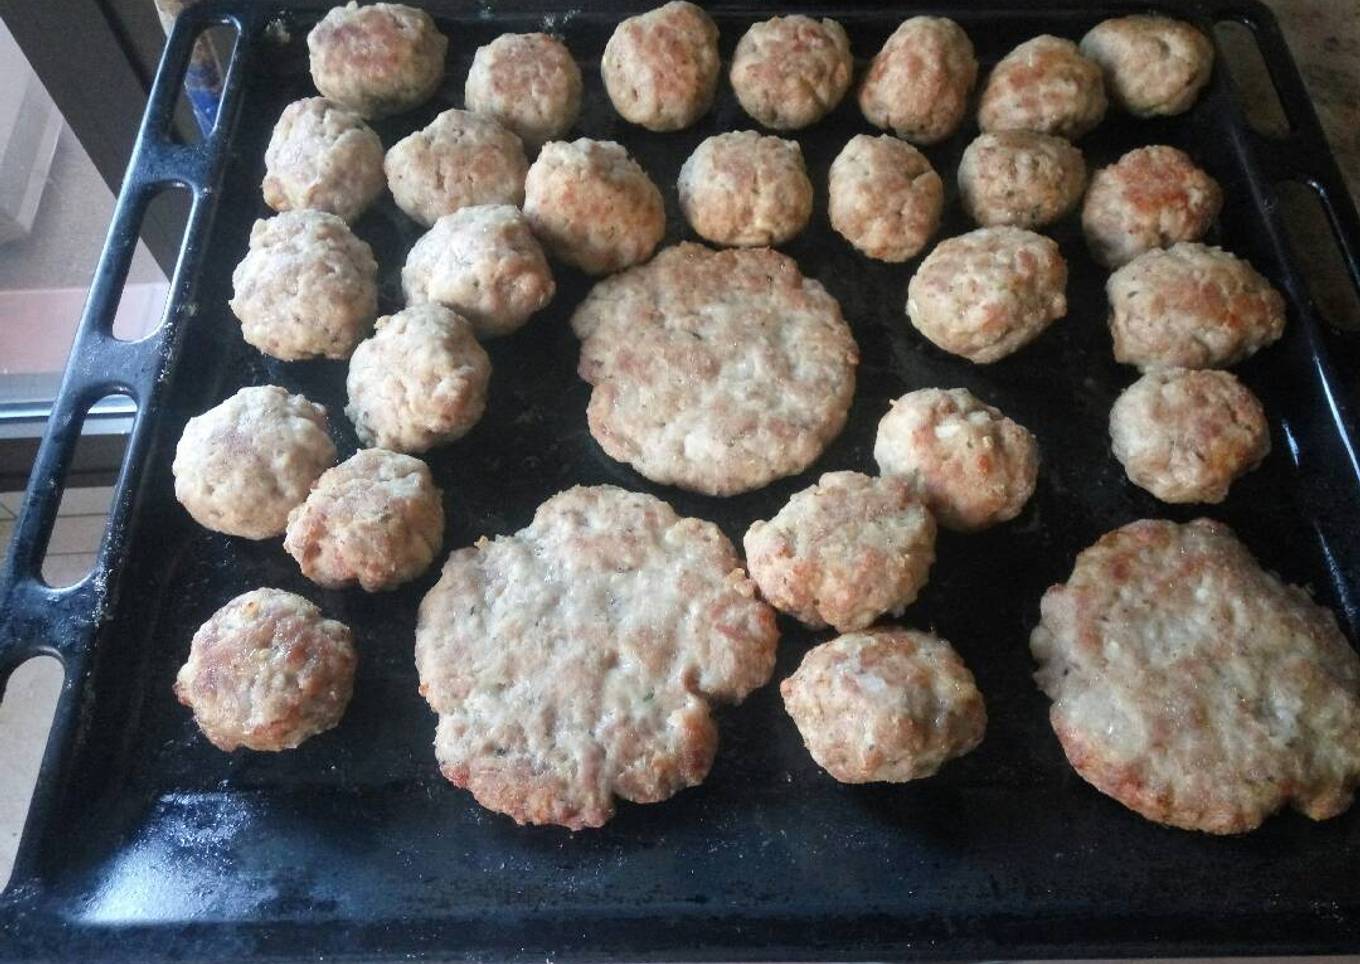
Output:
979,35,1107,139
875,387,1039,532
173,386,336,540
781,627,987,784
284,448,444,591
229,210,377,361
744,471,937,633
1108,243,1287,370
345,304,492,453
858,16,977,145
678,132,813,247
958,131,1086,229
384,109,527,228
175,588,356,752
730,16,853,130
828,134,943,262
464,33,582,149
262,97,385,223
1082,145,1222,268
1081,15,1214,117
402,205,555,338
601,1,719,132
307,2,447,119
523,138,665,275
907,227,1067,364
1110,369,1270,504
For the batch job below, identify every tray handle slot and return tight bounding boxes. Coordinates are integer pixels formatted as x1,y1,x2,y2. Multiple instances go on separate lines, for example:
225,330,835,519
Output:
1273,181,1360,335
0,655,64,891
1211,19,1292,138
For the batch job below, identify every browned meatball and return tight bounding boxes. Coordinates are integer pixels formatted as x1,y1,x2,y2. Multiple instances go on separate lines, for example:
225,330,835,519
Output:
307,2,447,119
175,588,356,752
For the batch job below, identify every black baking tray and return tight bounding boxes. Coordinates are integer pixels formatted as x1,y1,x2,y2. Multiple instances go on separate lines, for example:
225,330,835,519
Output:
4,0,1360,959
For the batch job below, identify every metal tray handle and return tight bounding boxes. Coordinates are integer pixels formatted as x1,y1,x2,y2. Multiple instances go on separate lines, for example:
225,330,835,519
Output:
0,4,257,688
1212,2,1360,338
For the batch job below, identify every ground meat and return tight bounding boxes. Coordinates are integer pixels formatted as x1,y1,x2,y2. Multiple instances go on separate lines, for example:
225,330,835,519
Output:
957,130,1086,229
906,226,1067,364
677,131,813,247
828,134,943,262
1082,144,1222,268
874,387,1039,532
730,15,853,130
307,2,446,119
523,138,665,275
384,109,527,228
262,96,385,223
858,16,977,144
402,204,555,338
744,471,936,633
345,304,492,453
173,385,335,540
1109,368,1270,503
285,448,444,591
782,627,987,783
175,588,356,752
601,1,720,132
978,34,1107,139
229,209,377,361
464,32,582,148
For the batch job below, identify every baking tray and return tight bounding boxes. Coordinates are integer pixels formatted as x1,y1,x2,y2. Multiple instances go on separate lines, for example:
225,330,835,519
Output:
3,0,1360,959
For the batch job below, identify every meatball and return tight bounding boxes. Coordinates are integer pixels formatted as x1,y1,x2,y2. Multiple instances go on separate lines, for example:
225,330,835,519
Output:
907,227,1067,364
464,32,582,149
1082,145,1222,268
403,204,555,339
601,1,719,132
730,15,853,130
345,304,492,453
781,627,987,784
307,2,447,119
384,109,527,228
229,210,377,361
175,588,356,752
979,35,1107,139
1110,368,1270,504
957,131,1086,229
284,448,444,591
1108,242,1287,370
858,16,977,145
1081,15,1215,117
523,138,665,275
828,134,943,262
173,385,336,540
677,132,813,247
874,387,1039,532
743,471,936,633
261,97,385,223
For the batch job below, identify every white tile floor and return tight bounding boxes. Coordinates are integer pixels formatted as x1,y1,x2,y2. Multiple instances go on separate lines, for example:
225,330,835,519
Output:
0,484,110,887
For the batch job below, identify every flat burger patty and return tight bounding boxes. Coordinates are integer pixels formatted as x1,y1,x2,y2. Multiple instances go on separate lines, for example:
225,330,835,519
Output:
571,243,859,496
415,484,779,830
1031,518,1360,834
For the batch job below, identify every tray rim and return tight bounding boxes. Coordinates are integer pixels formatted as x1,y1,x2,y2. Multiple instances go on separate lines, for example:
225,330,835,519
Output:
4,0,1360,960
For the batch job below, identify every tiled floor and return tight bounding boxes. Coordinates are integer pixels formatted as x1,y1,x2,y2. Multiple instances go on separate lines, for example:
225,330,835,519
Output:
0,484,110,887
